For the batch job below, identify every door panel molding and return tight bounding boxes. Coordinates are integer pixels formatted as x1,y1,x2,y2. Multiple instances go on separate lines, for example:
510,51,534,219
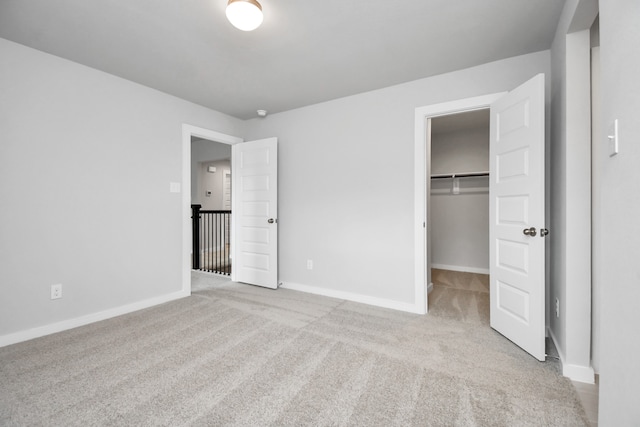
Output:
490,73,546,361
232,137,279,289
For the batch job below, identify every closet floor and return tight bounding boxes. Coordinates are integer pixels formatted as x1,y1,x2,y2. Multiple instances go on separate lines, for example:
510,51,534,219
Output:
428,268,490,325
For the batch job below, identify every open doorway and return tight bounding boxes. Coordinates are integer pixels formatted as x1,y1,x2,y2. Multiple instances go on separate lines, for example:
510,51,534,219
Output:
415,75,547,361
428,109,491,320
191,137,232,276
181,125,242,294
182,125,280,293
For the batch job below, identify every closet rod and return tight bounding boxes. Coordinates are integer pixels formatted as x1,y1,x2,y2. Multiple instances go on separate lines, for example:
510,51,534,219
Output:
430,171,490,180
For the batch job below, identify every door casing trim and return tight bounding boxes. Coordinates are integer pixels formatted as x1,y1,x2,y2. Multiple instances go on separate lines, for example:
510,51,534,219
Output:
182,124,243,294
414,93,505,314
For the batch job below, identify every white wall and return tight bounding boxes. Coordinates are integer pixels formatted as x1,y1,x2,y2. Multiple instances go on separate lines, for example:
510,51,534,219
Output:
199,159,231,210
430,184,489,273
431,125,490,273
0,38,243,343
548,0,596,383
430,128,490,174
597,0,640,423
243,51,550,307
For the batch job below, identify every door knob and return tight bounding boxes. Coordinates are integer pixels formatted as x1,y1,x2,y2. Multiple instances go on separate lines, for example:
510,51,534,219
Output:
267,218,276,224
523,227,537,237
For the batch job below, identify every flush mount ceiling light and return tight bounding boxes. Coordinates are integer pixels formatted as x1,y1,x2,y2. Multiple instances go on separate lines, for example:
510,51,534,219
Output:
226,0,263,31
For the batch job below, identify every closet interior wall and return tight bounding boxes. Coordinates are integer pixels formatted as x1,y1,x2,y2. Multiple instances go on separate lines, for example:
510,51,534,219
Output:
430,110,490,274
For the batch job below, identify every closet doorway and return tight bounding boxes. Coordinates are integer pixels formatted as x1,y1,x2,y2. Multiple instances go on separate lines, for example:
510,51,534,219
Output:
428,109,491,322
415,74,547,361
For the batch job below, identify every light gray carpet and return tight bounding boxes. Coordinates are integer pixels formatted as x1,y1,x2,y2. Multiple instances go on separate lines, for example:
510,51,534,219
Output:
0,273,589,426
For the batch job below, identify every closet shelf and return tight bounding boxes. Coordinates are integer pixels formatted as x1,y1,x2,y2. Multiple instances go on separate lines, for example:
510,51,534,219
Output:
430,171,490,179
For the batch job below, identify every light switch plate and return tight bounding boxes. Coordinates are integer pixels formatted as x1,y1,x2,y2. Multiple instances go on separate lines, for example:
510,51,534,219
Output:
608,119,619,157
170,182,181,193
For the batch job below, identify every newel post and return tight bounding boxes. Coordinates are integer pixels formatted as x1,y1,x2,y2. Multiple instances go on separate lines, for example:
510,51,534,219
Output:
191,204,202,270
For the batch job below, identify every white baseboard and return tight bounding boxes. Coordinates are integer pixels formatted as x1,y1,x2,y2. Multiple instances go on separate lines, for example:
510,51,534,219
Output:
431,263,490,275
280,282,423,314
0,289,190,348
563,362,596,384
548,327,595,384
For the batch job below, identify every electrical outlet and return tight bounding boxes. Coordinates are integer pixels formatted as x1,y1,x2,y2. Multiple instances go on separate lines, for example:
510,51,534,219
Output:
306,259,313,270
555,298,560,318
51,284,62,300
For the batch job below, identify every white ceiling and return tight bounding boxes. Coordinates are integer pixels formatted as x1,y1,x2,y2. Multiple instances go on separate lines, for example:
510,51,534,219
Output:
0,0,564,119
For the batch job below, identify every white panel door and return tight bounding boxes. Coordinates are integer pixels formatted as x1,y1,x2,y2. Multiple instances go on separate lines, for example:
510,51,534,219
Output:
232,138,278,289
490,74,546,361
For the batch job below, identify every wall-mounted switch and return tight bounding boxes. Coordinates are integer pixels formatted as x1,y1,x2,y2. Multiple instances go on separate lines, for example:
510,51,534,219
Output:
608,119,619,157
306,260,313,270
169,182,181,193
51,284,62,300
